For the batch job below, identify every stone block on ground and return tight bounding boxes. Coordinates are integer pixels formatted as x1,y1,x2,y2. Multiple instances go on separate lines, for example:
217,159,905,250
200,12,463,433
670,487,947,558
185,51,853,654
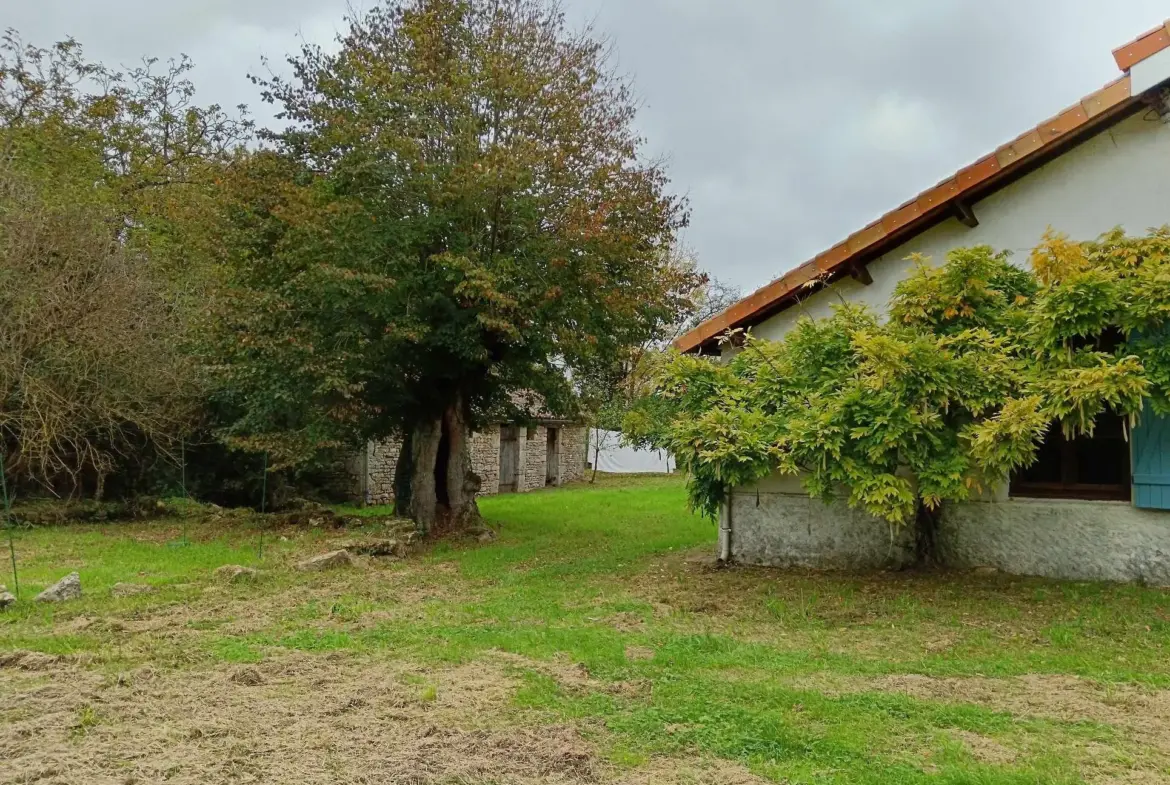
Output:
214,565,260,584
296,550,357,572
35,572,81,603
0,588,15,609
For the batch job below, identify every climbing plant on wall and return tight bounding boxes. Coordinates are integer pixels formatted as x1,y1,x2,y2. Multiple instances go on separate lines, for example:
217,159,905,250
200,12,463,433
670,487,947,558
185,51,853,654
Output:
628,228,1170,550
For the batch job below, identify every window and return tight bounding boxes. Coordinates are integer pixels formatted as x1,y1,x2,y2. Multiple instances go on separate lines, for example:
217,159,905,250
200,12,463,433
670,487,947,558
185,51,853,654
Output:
526,426,538,440
1010,411,1131,501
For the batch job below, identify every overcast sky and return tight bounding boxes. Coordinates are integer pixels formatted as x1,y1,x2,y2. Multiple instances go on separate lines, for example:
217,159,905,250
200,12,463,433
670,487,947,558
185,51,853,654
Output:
8,1,1168,293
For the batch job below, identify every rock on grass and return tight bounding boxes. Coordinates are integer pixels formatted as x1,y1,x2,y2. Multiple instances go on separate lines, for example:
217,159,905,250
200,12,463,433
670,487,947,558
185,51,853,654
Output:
35,572,81,603
0,587,15,609
296,550,357,572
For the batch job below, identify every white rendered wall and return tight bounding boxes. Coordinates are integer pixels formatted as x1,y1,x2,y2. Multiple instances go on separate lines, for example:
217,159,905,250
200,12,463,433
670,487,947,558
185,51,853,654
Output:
750,113,1170,342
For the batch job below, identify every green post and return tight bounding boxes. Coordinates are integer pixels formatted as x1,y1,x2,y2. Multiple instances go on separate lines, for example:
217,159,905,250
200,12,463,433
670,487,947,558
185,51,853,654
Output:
1,455,18,600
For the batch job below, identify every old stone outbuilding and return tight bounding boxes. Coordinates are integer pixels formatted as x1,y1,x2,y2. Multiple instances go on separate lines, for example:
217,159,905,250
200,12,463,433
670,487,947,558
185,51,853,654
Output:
352,420,587,506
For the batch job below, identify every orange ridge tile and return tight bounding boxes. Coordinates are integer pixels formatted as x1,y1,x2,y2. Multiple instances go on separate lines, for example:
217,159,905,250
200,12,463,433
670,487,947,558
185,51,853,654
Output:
1037,105,1089,143
882,201,922,235
1113,22,1170,70
1082,76,1132,118
956,154,1001,191
847,221,886,254
815,243,850,273
916,178,959,213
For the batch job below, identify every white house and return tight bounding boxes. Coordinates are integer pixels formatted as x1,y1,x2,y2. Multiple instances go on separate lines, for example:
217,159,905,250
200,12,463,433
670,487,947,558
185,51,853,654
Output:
676,23,1170,584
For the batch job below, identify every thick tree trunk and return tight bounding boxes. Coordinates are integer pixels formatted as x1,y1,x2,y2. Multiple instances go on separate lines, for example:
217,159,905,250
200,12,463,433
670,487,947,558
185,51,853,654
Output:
443,395,482,531
408,418,442,536
407,394,482,537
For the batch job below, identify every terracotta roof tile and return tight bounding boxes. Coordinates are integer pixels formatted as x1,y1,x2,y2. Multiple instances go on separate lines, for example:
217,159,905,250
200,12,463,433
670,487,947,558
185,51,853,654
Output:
1082,76,1132,118
783,261,821,291
956,154,1001,190
676,28,1155,354
815,243,850,273
1113,22,1170,70
847,221,886,254
882,201,922,235
1006,129,1046,161
1037,104,1089,143
915,178,959,213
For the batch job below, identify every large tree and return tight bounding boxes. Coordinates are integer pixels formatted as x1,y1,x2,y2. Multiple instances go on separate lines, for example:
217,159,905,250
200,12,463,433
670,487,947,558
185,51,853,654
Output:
214,0,696,532
629,229,1170,561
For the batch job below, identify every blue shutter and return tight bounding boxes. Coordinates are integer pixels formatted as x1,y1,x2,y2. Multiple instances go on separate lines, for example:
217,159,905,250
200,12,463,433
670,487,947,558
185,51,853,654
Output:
1133,405,1170,509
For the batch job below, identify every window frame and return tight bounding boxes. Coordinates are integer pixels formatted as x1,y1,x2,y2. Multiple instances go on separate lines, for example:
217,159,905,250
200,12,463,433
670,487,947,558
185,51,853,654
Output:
1009,415,1131,502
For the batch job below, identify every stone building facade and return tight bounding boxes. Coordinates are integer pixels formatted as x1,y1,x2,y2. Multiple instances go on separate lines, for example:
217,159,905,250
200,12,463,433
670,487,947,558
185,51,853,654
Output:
351,422,588,506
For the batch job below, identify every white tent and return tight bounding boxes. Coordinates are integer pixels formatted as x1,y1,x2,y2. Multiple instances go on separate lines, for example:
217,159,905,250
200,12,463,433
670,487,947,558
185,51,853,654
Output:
588,429,675,474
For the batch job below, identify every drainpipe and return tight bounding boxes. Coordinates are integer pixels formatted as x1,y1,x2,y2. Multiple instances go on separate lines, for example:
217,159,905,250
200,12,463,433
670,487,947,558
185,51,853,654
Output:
718,491,733,563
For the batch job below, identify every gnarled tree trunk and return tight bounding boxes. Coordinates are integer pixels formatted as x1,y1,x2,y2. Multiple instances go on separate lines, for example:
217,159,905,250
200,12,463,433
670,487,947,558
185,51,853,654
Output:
408,417,441,536
407,393,482,537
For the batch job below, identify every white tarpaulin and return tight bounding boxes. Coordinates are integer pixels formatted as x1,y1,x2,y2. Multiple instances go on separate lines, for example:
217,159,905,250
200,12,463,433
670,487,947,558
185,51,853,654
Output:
588,429,676,474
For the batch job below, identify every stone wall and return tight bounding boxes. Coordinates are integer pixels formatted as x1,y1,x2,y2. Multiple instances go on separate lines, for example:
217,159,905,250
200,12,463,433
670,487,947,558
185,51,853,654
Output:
560,427,588,484
726,471,1170,584
366,437,402,506
350,422,586,503
470,426,501,496
523,425,548,491
312,451,365,503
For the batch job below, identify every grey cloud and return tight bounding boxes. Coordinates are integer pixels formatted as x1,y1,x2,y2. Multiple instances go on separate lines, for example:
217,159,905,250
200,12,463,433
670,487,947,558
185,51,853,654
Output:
8,0,1168,290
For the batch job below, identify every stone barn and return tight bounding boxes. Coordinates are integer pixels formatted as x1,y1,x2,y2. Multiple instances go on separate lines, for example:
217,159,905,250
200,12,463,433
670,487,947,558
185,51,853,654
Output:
352,418,588,506
675,24,1170,584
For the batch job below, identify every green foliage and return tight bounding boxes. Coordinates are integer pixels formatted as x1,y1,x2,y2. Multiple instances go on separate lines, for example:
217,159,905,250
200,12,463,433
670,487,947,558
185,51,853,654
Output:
0,33,249,495
210,0,697,467
633,230,1170,525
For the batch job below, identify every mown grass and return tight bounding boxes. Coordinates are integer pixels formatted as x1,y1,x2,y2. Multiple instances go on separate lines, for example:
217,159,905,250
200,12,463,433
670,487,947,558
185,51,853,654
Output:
3,474,1169,783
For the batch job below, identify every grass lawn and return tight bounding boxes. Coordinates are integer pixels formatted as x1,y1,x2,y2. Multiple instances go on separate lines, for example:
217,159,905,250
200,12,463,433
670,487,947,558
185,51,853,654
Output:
2,475,1170,784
